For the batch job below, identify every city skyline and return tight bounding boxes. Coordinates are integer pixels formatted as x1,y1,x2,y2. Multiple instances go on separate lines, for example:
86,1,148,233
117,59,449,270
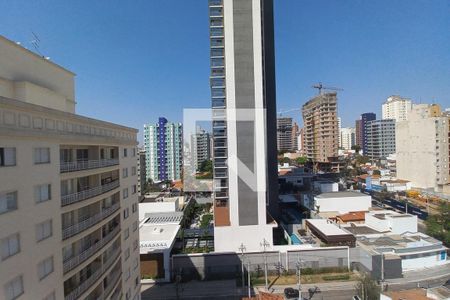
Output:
1,0,449,142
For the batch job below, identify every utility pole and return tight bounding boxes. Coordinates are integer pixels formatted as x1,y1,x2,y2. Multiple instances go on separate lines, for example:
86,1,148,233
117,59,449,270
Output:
260,238,270,290
238,243,246,289
296,255,302,299
380,252,385,292
247,259,251,299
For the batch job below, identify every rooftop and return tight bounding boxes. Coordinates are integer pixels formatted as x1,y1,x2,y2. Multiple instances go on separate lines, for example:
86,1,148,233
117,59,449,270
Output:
139,223,180,252
305,219,352,236
382,288,432,300
143,212,183,225
336,211,367,222
342,224,382,235
316,191,366,199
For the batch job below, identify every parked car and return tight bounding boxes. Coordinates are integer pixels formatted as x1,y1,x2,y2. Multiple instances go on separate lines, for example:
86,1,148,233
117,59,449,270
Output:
284,287,300,299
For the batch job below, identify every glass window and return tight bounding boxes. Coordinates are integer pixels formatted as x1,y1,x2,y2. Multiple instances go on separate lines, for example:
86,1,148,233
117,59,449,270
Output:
123,168,128,178
1,233,20,261
34,148,50,164
0,191,17,214
0,148,16,167
123,148,128,157
131,167,136,176
42,292,56,300
125,248,130,261
4,275,23,300
123,208,129,219
36,220,52,242
132,221,138,232
37,256,54,280
132,185,137,194
35,184,51,203
123,188,129,199
124,228,129,240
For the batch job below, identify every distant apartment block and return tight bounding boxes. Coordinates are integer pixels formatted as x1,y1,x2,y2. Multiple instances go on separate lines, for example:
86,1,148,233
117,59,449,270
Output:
382,95,412,122
396,104,450,192
0,35,141,300
277,117,294,152
365,119,396,159
302,93,339,162
340,127,356,150
143,117,182,182
292,121,299,152
137,149,146,195
355,119,362,148
359,112,376,154
191,126,211,172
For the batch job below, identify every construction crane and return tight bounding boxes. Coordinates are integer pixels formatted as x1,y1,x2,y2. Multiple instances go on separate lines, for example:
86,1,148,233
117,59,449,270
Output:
312,82,343,95
277,108,300,117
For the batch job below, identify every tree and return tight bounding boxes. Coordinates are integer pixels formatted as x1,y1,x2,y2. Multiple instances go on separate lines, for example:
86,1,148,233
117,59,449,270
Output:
355,155,370,165
426,202,450,247
279,157,291,164
199,159,213,173
354,273,381,300
372,170,381,176
352,145,361,154
295,156,308,165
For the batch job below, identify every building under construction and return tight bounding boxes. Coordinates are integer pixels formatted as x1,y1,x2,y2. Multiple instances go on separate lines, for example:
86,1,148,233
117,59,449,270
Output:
302,92,339,163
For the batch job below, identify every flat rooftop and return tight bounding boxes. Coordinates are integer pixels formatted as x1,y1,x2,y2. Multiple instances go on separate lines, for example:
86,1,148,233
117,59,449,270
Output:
140,223,180,253
316,191,366,199
143,212,183,225
343,225,381,235
306,219,351,236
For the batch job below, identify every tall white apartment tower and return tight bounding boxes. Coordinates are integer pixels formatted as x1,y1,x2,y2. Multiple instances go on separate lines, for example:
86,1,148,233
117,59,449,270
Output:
382,95,412,122
209,0,279,252
0,35,141,300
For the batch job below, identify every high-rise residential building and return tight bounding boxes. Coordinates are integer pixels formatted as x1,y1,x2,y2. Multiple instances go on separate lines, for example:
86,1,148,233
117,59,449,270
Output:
292,122,299,152
337,117,342,148
397,104,450,192
298,127,304,153
360,112,376,154
0,35,140,300
143,117,182,182
137,149,146,195
340,127,356,150
382,95,412,122
355,119,362,148
277,117,293,152
191,126,211,171
209,0,279,252
302,93,339,162
365,119,396,160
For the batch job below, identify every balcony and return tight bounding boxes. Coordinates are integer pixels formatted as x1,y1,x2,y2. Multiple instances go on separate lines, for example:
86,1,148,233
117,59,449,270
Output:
103,271,122,299
62,203,120,240
61,180,120,206
64,247,121,300
60,159,119,173
63,226,120,274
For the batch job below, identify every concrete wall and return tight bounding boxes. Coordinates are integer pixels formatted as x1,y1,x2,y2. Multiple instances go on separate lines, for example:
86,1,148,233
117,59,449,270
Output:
315,194,371,214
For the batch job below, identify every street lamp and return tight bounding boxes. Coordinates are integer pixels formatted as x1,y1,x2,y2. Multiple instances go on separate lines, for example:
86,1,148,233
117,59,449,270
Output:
238,243,246,289
260,238,270,290
296,255,303,298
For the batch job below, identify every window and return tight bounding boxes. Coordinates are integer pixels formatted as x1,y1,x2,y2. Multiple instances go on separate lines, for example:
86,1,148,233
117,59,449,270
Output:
34,148,50,164
35,184,51,203
133,239,138,251
1,233,20,261
0,191,17,214
133,257,138,270
135,276,139,288
123,168,128,178
132,221,138,232
132,185,137,194
124,228,130,240
125,288,131,300
132,148,136,157
123,188,129,199
4,275,23,300
36,220,52,242
125,248,130,260
37,256,54,280
0,148,16,167
123,208,129,219
132,203,137,213
131,166,136,176
125,268,131,281
123,148,128,157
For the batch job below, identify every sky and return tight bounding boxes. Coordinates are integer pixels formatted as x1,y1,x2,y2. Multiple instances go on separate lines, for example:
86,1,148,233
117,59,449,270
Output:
1,0,449,142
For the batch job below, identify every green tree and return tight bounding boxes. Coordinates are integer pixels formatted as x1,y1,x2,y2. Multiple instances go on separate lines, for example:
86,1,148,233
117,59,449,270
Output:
372,170,381,176
355,155,370,165
279,157,291,164
199,159,213,173
354,273,381,300
295,156,308,165
426,202,450,247
352,145,361,154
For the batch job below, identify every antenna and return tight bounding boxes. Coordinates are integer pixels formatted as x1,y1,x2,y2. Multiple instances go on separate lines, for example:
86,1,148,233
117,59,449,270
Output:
30,31,43,56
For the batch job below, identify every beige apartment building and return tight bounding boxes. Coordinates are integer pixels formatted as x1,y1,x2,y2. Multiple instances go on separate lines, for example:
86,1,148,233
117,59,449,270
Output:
396,103,450,193
0,35,141,300
302,92,339,162
382,95,412,122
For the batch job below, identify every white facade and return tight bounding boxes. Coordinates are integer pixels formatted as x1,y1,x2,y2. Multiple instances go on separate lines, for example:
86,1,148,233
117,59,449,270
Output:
396,104,449,191
339,127,355,150
382,95,412,122
313,191,371,214
0,35,141,300
313,181,339,193
365,211,417,234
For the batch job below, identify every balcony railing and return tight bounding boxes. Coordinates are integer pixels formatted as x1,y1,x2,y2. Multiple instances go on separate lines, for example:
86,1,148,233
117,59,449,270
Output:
60,159,119,173
62,203,120,240
64,247,121,300
61,180,120,206
63,226,120,274
103,271,122,299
